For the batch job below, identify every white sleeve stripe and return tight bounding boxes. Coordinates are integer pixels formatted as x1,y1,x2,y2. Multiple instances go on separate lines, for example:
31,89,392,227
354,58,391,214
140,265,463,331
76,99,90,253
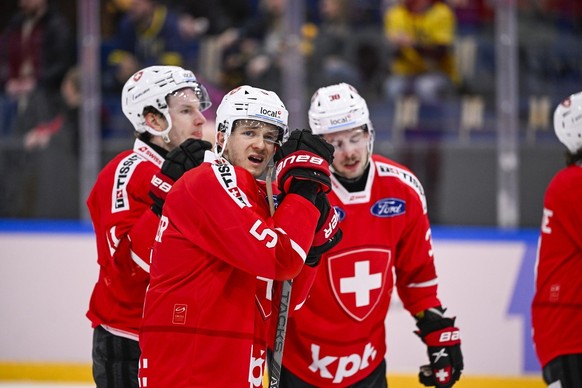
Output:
290,239,307,263
273,227,307,263
294,300,306,311
407,278,438,288
131,250,150,273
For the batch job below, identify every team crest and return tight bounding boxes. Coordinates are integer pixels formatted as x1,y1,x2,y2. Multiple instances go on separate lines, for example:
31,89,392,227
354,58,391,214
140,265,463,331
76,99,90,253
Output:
327,248,391,321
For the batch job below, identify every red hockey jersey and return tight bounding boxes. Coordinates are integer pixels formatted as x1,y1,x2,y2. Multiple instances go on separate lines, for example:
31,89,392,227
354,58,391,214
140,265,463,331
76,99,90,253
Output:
283,154,442,386
532,164,582,367
138,159,320,387
86,139,164,340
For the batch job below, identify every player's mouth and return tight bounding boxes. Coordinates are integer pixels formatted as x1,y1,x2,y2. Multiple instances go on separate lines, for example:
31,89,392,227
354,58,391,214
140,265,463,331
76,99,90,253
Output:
343,159,359,170
248,155,264,165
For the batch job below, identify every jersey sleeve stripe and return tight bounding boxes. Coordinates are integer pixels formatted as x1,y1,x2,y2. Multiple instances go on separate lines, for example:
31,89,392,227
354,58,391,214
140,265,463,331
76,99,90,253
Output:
407,278,438,288
131,249,150,273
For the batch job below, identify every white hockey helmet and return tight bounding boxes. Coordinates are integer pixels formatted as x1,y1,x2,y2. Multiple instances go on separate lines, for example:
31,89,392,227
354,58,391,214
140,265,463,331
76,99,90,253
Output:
215,85,289,152
308,82,374,153
554,91,582,153
121,65,211,141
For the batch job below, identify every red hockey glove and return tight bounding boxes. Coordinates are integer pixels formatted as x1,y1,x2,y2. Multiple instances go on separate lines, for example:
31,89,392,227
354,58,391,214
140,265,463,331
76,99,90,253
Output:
415,309,463,388
149,172,174,216
305,192,342,267
274,129,334,194
149,138,212,216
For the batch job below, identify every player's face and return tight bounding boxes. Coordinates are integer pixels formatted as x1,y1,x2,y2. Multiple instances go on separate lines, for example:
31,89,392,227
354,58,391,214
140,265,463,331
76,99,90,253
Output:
222,121,279,178
323,127,370,180
165,88,208,148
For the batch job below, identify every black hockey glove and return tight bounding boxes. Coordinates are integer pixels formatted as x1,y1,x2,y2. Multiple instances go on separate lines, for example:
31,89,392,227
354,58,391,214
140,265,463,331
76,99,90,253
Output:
305,192,342,266
149,138,212,216
415,308,463,388
162,138,213,181
274,129,334,194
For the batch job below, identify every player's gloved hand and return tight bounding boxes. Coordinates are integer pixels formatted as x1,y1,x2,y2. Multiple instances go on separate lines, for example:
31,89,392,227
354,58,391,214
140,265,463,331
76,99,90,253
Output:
162,138,213,181
415,308,463,388
305,192,342,266
149,138,213,216
274,129,335,194
149,172,174,216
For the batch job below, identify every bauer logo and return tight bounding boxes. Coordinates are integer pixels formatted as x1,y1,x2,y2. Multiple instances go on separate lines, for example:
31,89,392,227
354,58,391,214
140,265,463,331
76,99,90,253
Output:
370,198,406,217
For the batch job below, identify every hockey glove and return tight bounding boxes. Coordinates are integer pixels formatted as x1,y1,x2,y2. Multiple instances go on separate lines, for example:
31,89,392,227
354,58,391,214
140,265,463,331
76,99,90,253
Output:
274,129,335,194
415,308,463,388
149,138,213,216
149,172,174,216
305,192,343,266
162,138,213,181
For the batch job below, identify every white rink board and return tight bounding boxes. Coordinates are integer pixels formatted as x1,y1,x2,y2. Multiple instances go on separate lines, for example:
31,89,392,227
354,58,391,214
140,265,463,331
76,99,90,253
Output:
0,224,541,376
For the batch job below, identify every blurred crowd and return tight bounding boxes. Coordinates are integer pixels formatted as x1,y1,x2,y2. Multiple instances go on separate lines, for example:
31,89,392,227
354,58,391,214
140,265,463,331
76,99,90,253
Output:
0,0,581,219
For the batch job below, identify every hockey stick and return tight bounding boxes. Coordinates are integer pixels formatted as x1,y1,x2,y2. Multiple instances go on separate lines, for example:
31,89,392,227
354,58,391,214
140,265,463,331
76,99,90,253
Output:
265,164,292,388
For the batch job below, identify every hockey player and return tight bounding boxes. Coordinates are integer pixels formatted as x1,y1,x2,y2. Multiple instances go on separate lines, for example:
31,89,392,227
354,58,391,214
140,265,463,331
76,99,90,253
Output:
86,65,213,388
532,91,582,388
138,85,341,387
280,83,463,387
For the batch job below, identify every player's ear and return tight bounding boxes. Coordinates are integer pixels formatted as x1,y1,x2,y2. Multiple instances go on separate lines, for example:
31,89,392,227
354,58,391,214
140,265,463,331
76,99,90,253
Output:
217,131,226,148
145,111,167,133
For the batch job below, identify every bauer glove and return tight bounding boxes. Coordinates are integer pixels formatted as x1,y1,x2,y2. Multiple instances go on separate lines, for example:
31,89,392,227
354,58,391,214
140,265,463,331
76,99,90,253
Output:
274,129,334,194
305,192,342,266
415,307,463,388
149,138,212,216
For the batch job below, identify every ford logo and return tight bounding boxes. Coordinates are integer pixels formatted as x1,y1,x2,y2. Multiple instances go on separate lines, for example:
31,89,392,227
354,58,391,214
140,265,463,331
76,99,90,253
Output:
334,206,346,222
370,198,406,217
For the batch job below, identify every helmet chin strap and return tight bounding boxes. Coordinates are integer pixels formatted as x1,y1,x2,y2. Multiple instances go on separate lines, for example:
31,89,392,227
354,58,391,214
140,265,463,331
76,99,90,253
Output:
159,113,173,144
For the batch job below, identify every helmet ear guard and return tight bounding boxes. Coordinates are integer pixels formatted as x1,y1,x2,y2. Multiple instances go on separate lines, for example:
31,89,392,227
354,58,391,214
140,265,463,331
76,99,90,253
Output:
554,91,582,154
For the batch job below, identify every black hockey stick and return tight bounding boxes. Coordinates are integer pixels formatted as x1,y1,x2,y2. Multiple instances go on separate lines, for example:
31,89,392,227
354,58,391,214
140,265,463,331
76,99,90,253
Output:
265,165,292,388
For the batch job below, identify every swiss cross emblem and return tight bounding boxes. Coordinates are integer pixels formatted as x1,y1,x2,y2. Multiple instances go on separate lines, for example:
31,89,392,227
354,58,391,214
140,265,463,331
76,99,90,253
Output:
229,187,241,197
327,248,391,321
435,366,452,384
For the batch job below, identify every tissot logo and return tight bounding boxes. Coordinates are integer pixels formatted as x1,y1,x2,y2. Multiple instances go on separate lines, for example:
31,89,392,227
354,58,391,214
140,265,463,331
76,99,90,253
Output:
260,107,281,119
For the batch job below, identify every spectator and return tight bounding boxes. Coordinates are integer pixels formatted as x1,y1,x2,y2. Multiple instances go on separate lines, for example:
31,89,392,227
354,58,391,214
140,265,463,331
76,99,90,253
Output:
0,0,75,134
138,86,340,387
280,83,463,387
383,0,459,104
21,66,81,218
532,91,582,387
306,0,362,91
103,0,198,94
219,0,288,94
86,65,213,388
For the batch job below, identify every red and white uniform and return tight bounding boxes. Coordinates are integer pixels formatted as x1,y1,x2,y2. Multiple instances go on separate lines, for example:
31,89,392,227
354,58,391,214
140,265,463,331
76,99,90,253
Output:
86,139,164,340
138,159,320,387
532,163,582,367
283,154,442,386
